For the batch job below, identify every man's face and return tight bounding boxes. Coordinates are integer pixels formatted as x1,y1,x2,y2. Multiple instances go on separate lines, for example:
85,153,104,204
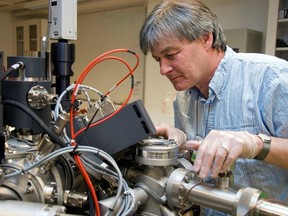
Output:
151,37,212,91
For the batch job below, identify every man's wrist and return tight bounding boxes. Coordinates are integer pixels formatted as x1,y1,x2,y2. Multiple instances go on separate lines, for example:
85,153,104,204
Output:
254,134,271,160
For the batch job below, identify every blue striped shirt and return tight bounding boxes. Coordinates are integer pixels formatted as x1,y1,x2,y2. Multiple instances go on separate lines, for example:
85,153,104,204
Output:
174,46,288,215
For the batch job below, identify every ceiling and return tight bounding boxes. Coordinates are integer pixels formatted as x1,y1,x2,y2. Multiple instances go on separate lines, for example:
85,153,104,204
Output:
0,0,146,18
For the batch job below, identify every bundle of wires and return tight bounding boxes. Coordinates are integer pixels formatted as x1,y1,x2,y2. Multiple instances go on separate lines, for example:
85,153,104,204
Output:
68,49,140,216
4,145,137,216
53,84,105,144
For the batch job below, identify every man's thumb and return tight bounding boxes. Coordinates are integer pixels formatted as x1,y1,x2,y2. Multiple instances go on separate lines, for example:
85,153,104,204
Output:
184,140,202,150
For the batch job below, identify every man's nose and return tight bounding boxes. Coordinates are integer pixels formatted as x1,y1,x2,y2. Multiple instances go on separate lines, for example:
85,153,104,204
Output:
160,60,172,75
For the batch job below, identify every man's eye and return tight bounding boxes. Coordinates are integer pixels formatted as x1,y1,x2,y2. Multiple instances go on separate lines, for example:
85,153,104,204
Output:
166,53,176,58
166,50,181,58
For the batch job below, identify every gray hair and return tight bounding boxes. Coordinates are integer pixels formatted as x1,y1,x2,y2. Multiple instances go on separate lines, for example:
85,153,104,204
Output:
139,0,226,54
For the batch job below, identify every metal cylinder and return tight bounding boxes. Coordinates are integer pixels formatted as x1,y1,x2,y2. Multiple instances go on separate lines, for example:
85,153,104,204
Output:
257,200,288,216
51,41,75,98
165,168,288,216
52,111,70,135
2,75,51,133
63,190,88,208
135,138,179,166
166,168,236,213
3,56,51,133
0,200,66,216
37,134,57,156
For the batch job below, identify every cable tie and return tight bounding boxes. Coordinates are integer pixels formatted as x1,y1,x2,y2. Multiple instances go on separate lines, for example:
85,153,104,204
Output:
108,85,117,93
71,145,81,156
70,140,81,155
131,75,134,88
18,61,24,68
123,190,131,196
21,169,26,175
96,148,100,156
74,84,80,96
127,50,136,55
108,208,114,212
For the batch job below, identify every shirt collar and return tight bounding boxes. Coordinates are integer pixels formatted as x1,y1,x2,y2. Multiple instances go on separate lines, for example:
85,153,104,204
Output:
189,46,235,102
208,46,234,101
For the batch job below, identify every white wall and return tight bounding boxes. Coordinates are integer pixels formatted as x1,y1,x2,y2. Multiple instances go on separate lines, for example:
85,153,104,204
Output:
0,12,15,67
203,0,269,51
73,6,146,106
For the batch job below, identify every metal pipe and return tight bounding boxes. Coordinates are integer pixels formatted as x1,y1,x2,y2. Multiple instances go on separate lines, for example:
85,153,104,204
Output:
257,200,288,216
0,200,67,216
166,168,288,216
185,182,236,214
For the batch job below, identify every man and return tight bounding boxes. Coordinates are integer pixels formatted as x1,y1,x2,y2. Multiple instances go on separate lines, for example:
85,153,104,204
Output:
139,0,288,215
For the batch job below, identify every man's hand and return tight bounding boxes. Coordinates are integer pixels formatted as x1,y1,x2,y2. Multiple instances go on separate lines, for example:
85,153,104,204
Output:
155,122,187,147
185,130,260,179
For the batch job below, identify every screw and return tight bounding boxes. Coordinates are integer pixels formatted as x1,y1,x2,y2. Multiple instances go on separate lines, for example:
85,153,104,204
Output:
26,186,34,194
179,184,185,192
184,174,190,183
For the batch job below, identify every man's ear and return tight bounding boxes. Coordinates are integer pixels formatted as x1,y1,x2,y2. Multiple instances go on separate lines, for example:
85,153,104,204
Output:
200,32,213,49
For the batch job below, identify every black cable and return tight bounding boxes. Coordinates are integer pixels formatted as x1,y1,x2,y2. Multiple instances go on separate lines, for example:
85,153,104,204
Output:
0,62,25,163
3,99,66,148
0,62,24,82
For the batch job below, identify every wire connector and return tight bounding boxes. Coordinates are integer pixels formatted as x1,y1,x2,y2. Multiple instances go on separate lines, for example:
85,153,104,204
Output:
16,61,25,69
71,144,81,156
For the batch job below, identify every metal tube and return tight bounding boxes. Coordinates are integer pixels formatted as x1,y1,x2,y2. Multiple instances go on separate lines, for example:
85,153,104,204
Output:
166,168,288,216
257,200,288,216
51,41,75,100
0,200,67,216
184,182,236,214
166,168,236,213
